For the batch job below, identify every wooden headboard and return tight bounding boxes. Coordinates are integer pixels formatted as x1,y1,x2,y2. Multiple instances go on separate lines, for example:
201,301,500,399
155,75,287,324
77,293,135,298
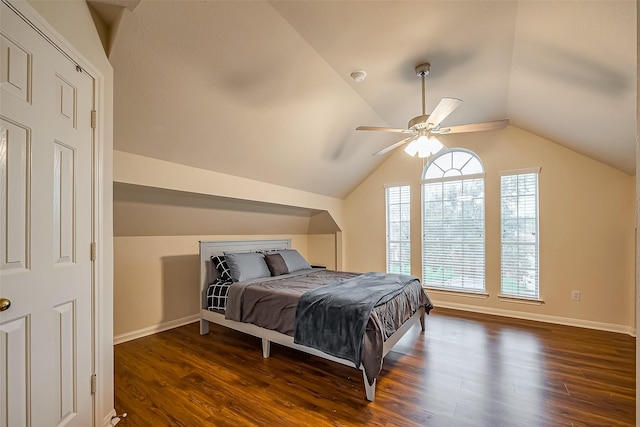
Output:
199,239,291,308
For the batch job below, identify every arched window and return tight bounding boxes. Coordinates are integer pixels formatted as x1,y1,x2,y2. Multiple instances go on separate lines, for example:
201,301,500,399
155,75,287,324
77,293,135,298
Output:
422,149,485,292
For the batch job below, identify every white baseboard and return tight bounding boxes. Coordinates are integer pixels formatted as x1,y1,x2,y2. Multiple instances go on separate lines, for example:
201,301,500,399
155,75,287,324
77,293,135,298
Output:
114,314,200,345
102,409,117,427
433,300,636,336
114,303,636,345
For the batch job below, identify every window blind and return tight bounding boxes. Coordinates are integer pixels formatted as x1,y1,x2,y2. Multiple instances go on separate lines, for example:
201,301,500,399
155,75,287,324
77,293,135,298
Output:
422,178,485,291
500,172,539,299
386,185,411,275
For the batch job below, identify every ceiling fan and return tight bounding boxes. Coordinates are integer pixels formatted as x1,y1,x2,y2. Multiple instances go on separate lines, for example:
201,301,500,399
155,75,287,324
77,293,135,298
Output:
356,63,509,157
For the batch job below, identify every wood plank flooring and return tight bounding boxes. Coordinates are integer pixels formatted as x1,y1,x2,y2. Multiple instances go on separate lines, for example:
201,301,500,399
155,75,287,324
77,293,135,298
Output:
114,308,635,426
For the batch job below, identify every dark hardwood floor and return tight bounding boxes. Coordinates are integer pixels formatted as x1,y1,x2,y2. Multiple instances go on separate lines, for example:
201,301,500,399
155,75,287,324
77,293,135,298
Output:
114,308,635,426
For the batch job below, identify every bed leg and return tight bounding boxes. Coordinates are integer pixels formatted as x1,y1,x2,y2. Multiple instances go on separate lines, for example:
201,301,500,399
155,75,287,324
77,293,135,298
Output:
420,308,425,332
363,372,376,402
200,319,209,335
262,338,271,358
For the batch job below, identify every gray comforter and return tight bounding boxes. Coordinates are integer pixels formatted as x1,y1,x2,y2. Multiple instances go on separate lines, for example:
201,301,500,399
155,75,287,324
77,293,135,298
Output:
224,268,432,385
294,272,419,371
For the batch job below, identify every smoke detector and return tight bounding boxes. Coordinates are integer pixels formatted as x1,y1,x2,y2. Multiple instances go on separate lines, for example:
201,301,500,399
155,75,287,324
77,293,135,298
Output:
350,70,367,82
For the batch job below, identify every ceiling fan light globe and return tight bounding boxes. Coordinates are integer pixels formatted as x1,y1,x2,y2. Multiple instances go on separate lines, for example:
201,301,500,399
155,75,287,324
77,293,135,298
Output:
425,136,444,155
415,135,429,158
417,146,430,158
404,140,419,156
412,134,443,158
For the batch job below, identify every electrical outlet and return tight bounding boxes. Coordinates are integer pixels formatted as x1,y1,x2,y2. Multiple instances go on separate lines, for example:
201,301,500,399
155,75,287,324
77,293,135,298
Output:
571,290,581,301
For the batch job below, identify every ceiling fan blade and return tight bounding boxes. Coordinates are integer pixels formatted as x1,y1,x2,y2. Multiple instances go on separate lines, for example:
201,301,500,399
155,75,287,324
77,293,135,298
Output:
356,126,413,134
372,135,416,156
434,119,510,134
426,97,462,127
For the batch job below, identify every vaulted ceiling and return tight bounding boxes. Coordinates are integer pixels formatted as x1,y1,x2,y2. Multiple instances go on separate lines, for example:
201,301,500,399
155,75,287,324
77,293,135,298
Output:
92,0,636,199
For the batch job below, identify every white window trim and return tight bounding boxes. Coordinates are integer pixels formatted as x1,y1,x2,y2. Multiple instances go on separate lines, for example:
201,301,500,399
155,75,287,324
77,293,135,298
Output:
498,294,545,305
425,287,490,299
384,182,411,188
421,172,485,185
499,167,542,176
499,169,541,300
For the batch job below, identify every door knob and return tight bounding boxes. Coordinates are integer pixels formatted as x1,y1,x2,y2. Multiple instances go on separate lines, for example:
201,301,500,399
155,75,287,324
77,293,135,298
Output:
0,298,11,312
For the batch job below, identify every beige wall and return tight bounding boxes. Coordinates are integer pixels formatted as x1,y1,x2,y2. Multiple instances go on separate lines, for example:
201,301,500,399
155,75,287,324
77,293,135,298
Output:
308,234,338,270
113,234,323,339
345,126,636,332
24,0,115,424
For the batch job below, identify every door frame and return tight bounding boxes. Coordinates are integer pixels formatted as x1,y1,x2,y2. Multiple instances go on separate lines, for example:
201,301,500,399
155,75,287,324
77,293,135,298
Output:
2,1,109,425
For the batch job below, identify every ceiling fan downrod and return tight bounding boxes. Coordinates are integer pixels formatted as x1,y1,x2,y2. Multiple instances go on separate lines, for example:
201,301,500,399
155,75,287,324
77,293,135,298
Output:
416,63,430,117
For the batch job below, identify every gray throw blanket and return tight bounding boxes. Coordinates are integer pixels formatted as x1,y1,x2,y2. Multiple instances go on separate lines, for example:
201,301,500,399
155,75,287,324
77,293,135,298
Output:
293,272,419,370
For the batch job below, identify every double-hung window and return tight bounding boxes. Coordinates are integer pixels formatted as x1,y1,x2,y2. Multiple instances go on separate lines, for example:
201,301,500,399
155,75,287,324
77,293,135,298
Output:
500,169,540,299
385,185,411,275
422,150,485,292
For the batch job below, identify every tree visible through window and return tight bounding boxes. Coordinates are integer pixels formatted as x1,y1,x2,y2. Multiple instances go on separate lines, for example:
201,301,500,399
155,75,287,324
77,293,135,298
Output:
422,150,485,292
386,185,411,275
500,171,540,299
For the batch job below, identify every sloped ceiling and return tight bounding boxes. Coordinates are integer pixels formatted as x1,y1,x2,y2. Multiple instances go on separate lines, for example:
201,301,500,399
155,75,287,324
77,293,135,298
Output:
113,183,339,236
104,0,636,199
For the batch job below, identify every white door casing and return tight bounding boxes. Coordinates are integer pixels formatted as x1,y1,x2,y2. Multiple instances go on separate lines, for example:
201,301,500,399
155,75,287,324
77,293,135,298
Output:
0,2,94,426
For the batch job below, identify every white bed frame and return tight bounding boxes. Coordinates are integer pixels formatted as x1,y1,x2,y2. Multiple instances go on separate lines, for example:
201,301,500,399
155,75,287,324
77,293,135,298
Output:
199,239,425,401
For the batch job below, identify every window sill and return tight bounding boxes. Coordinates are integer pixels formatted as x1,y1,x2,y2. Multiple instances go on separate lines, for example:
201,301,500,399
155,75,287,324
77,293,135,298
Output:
424,287,489,299
498,294,544,305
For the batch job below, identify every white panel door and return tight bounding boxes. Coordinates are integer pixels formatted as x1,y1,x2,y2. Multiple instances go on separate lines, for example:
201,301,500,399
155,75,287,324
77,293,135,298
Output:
0,3,94,426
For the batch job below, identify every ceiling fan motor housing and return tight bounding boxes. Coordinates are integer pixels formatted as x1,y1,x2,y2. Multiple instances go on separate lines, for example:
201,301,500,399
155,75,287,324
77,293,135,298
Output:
408,114,431,130
415,63,430,76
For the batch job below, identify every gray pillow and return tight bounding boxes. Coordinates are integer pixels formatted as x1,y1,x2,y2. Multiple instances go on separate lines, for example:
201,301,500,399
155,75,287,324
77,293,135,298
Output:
264,252,289,276
276,249,311,273
223,252,271,282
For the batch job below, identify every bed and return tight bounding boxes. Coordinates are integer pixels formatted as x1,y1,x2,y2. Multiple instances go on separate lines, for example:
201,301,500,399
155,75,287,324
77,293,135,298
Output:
199,239,433,401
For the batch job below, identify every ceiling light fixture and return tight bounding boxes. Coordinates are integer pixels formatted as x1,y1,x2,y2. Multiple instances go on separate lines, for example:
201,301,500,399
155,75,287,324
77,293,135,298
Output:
404,131,444,158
